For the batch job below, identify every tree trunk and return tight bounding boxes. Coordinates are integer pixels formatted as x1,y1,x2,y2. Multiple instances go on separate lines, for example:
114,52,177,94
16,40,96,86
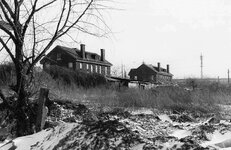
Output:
14,45,33,136
15,70,31,136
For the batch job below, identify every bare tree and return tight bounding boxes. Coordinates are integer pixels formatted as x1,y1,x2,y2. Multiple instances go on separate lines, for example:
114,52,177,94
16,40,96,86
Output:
0,0,112,136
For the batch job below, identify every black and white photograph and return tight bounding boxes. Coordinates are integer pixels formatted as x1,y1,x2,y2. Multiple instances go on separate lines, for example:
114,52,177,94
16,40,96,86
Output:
1,0,231,149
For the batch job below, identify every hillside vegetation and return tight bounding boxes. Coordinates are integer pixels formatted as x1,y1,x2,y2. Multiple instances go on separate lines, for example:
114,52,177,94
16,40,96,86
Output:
1,63,230,113
1,63,231,149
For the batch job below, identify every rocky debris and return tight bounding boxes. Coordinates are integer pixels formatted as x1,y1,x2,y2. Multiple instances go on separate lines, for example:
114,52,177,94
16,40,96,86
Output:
48,102,68,121
97,108,131,121
52,119,143,150
0,88,17,111
0,112,16,142
179,137,209,150
72,104,98,123
37,102,220,149
0,97,17,142
47,100,98,124
1,100,231,150
169,114,195,123
143,136,208,149
199,124,216,134
207,117,220,124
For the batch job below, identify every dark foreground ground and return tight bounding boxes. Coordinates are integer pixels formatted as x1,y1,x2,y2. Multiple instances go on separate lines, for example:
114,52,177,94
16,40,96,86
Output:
1,99,231,150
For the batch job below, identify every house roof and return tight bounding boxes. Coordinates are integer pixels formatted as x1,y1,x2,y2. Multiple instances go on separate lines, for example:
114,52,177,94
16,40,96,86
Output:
129,63,173,76
41,45,112,66
147,64,173,76
128,69,137,75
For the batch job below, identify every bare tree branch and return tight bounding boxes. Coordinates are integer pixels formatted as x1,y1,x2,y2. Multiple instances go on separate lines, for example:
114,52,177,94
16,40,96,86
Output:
1,0,15,19
53,0,67,36
0,37,16,64
22,0,38,37
31,16,36,63
27,0,95,74
0,3,17,43
35,0,57,12
0,0,113,136
0,37,10,52
58,0,72,34
0,21,17,43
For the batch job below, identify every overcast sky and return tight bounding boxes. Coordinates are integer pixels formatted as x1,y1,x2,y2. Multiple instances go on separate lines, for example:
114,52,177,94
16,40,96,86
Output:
2,0,231,79
76,0,231,79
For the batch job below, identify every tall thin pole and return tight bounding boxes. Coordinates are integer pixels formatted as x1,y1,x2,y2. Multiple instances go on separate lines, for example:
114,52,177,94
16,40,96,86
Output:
124,65,126,79
200,54,203,79
121,64,123,78
228,69,230,84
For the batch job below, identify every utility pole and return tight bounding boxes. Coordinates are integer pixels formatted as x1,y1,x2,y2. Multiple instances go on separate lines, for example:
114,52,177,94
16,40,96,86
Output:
121,64,126,78
200,54,203,79
121,64,123,78
228,69,230,84
124,65,127,79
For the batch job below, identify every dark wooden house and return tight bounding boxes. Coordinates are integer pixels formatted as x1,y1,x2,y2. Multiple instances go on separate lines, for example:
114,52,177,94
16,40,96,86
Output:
40,44,112,76
128,63,173,84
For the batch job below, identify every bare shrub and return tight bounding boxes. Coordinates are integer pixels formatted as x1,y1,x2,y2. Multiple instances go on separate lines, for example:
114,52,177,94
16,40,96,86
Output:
0,63,15,86
46,66,107,88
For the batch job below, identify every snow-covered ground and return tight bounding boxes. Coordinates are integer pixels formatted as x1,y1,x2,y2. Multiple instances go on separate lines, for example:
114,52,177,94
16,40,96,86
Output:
1,103,231,150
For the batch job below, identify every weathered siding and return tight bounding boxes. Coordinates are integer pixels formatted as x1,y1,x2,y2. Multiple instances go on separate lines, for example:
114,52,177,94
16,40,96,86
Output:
129,64,172,83
74,62,111,76
130,64,157,82
42,47,111,76
101,66,105,75
107,67,111,76
43,49,76,69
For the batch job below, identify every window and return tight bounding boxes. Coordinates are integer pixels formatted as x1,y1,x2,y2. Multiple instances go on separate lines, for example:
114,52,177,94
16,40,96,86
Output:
105,67,107,75
80,63,82,69
134,76,137,80
95,65,98,73
90,65,93,72
86,64,89,70
57,53,61,60
68,62,73,68
99,66,102,74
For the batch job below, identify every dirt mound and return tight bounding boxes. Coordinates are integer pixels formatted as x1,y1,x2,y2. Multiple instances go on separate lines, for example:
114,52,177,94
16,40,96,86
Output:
1,101,231,150
53,119,143,150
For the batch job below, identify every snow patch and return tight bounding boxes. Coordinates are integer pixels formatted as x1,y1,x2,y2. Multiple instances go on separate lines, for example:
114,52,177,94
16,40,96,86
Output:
130,108,153,115
131,143,145,150
13,123,77,150
162,141,183,149
158,114,172,123
201,130,231,148
170,129,191,139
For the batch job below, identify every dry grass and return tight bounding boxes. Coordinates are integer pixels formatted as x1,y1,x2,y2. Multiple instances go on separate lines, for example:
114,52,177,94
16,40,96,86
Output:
48,83,221,113
0,64,227,114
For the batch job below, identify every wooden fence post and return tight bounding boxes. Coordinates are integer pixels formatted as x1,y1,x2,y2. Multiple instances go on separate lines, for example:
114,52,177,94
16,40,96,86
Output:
36,88,49,132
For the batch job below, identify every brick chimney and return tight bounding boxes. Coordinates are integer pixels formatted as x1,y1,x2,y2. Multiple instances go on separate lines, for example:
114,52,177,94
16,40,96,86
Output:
101,49,105,61
157,62,161,72
80,44,85,59
167,64,169,73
